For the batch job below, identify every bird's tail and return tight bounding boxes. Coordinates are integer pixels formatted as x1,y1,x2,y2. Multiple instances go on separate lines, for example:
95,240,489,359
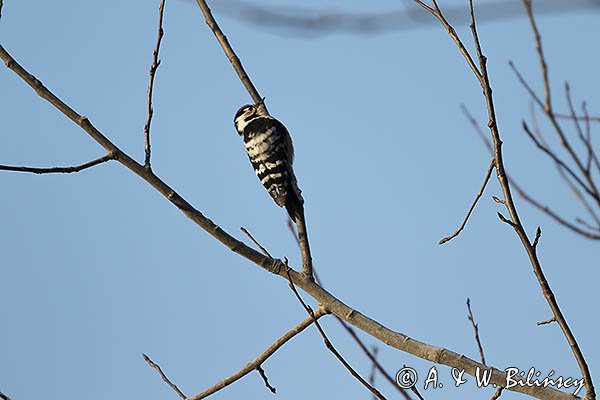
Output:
285,170,304,223
285,189,304,223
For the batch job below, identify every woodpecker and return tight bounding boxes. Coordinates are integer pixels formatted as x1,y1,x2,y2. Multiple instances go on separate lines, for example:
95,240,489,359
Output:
234,102,304,222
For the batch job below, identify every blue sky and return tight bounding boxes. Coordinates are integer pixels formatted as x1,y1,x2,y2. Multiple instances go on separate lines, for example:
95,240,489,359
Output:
1,1,598,399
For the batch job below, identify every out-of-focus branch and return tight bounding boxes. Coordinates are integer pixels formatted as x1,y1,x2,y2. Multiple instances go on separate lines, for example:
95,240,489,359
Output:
143,0,167,171
0,154,113,174
462,106,600,239
188,309,326,400
212,0,600,37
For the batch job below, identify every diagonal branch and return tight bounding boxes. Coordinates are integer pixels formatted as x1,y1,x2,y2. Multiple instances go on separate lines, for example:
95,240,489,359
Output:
194,0,262,105
439,158,495,244
143,353,187,399
0,154,113,174
189,308,327,400
466,298,486,365
521,121,596,199
144,0,167,171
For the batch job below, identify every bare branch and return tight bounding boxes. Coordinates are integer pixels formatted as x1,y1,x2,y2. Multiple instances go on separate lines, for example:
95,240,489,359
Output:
256,365,276,394
0,392,12,400
214,0,600,37
142,353,187,399
554,113,600,123
532,226,542,251
512,179,600,240
194,0,262,104
510,62,600,203
413,0,481,79
522,121,595,198
286,269,387,400
189,308,326,400
523,0,551,112
537,316,557,326
439,159,495,244
464,105,600,239
143,0,167,171
466,298,486,366
295,215,313,278
369,346,379,400
240,227,273,258
0,154,113,174
491,387,504,400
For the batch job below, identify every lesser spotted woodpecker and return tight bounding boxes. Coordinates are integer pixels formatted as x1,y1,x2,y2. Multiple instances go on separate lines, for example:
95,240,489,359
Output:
234,103,304,222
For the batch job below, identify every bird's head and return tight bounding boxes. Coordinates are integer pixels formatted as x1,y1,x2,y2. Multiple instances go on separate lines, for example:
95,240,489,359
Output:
234,100,268,135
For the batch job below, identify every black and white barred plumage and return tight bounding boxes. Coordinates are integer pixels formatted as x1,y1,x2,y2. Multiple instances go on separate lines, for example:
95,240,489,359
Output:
234,103,304,222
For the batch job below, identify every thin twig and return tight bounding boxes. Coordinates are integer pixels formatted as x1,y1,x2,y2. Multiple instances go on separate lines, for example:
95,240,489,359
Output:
523,0,551,112
580,102,600,175
256,365,276,394
463,105,600,239
143,353,187,399
439,159,495,244
565,83,587,169
511,61,599,204
537,316,557,326
466,299,486,366
194,0,262,105
369,345,379,400
0,392,11,400
144,0,166,171
554,113,600,123
521,121,595,199
241,227,273,258
413,0,481,79
188,309,326,400
491,387,504,400
532,227,542,251
286,269,387,400
0,154,113,174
